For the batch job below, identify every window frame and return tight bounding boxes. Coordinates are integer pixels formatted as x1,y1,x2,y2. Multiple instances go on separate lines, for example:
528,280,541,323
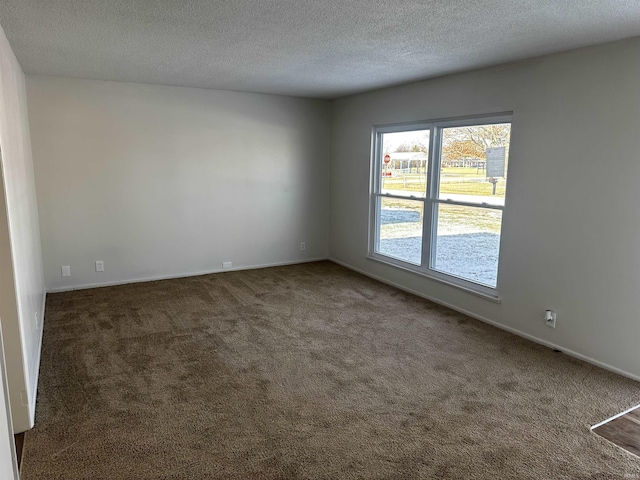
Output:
368,113,512,301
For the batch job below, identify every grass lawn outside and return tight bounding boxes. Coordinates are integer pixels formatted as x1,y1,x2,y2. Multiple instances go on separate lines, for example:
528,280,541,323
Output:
381,167,507,197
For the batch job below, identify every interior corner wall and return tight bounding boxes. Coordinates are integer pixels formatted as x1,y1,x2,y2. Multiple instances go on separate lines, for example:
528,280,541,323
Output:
26,76,331,292
329,37,640,380
0,24,46,432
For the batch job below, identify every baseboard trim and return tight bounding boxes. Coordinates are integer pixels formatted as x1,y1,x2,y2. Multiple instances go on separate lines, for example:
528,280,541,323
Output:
328,257,640,383
47,257,330,293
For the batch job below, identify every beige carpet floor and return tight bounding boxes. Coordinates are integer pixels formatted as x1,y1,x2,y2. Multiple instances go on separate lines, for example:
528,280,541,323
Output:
22,261,640,479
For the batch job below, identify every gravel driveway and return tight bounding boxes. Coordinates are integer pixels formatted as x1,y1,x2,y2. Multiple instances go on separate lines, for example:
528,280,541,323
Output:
378,208,499,287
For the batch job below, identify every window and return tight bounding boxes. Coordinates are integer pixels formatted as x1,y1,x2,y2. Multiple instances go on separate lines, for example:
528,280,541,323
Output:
369,114,511,298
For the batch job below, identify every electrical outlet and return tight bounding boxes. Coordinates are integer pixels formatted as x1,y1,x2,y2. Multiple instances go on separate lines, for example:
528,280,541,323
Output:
35,311,38,329
300,242,306,251
61,265,71,277
545,310,557,328
222,261,232,269
96,260,104,272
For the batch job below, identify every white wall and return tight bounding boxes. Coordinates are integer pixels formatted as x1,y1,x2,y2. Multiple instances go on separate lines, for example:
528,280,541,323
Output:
0,24,46,432
330,37,640,379
27,76,330,291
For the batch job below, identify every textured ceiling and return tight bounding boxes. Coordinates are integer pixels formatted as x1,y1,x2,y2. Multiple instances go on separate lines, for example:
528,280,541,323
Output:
1,1,640,99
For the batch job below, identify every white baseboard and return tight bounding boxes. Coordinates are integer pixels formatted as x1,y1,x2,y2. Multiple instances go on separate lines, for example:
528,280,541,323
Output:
47,257,330,293
328,257,640,383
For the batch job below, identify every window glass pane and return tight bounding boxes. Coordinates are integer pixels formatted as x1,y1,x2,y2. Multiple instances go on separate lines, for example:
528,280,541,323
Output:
380,130,429,197
432,203,502,287
438,123,510,207
376,197,423,265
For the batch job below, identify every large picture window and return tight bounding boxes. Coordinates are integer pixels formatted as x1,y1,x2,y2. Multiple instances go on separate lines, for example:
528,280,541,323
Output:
369,114,511,297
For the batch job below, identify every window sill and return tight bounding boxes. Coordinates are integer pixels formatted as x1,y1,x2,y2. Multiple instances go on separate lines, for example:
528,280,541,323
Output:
367,254,502,304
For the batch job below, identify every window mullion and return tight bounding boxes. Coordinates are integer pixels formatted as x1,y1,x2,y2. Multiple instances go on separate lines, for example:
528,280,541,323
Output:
428,126,443,270
420,126,436,271
432,198,505,211
379,193,426,201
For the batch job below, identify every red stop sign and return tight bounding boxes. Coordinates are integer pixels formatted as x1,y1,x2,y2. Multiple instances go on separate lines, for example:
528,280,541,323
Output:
383,154,391,164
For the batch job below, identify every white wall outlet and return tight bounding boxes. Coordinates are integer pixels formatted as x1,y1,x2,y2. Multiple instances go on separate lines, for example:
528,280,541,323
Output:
35,311,39,329
300,242,306,251
222,261,232,269
96,260,104,272
545,310,557,328
61,265,71,277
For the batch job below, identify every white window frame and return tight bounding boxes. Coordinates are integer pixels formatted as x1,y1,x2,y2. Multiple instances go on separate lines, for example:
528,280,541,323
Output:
368,113,512,301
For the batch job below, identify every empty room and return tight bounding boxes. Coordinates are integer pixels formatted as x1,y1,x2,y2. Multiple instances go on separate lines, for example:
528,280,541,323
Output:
0,1,639,478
